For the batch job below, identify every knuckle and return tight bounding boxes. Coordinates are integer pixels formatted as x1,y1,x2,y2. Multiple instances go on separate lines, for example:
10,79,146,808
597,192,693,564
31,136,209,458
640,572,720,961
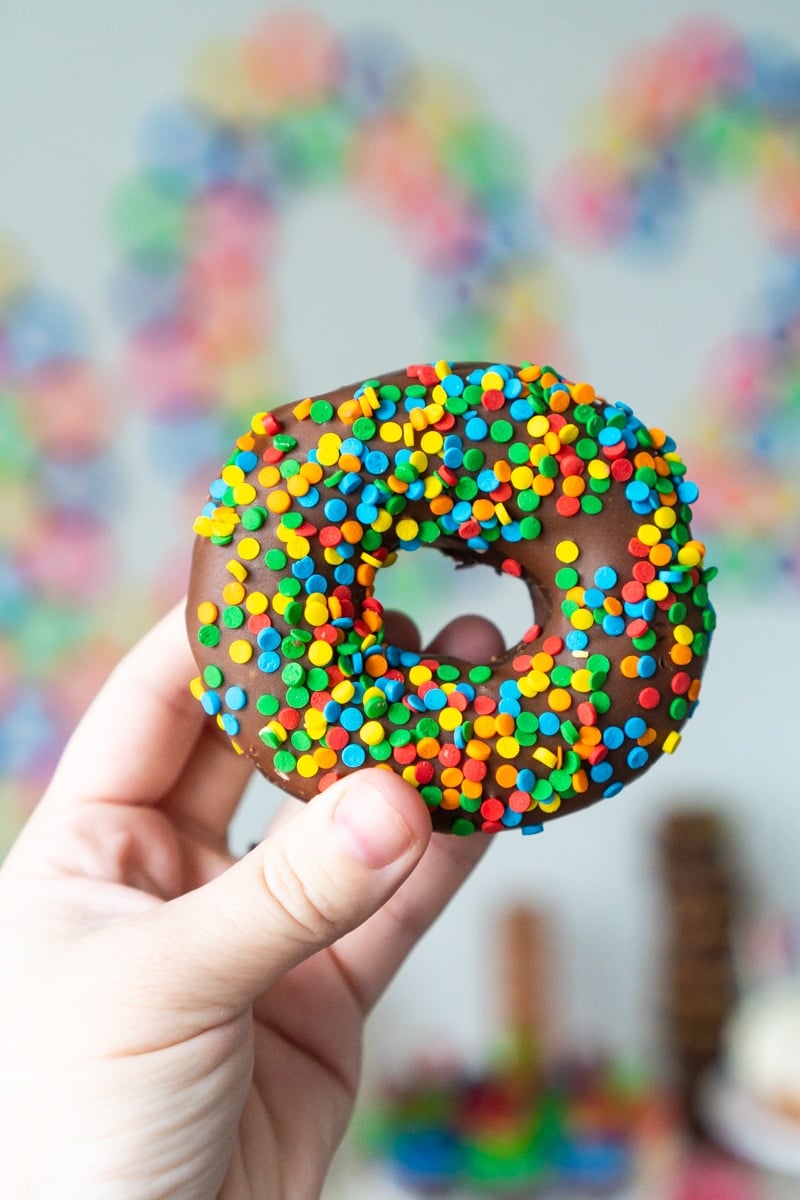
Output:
260,843,345,944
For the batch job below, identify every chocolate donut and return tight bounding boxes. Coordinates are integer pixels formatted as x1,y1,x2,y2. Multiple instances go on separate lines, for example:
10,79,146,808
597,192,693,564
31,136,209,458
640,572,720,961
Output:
187,360,716,835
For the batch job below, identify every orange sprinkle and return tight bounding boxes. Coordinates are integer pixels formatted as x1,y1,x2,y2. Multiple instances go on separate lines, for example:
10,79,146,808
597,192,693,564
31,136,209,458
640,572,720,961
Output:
671,643,693,666
533,474,555,497
473,715,497,739
266,490,290,514
495,763,518,789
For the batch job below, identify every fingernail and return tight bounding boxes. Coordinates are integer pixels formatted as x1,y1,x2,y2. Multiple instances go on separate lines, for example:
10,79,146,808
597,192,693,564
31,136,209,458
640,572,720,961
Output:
334,776,416,868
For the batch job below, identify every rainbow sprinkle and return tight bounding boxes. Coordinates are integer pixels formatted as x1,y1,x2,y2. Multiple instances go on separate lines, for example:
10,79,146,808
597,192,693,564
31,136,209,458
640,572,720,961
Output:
189,360,716,836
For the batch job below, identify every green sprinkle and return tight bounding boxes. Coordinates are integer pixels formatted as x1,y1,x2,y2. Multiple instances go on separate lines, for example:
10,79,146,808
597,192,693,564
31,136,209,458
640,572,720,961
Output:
469,664,492,683
198,625,220,647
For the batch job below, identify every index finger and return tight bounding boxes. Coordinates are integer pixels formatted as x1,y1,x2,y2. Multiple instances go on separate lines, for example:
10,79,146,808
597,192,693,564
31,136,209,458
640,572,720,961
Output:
41,601,205,811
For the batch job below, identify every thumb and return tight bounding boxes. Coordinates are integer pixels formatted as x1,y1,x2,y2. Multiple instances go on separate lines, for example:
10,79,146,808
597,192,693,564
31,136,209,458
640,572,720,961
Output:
117,769,432,1020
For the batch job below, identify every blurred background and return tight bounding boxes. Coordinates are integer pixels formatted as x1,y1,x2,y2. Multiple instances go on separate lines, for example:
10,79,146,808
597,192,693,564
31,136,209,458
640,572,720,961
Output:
2,0,800,1195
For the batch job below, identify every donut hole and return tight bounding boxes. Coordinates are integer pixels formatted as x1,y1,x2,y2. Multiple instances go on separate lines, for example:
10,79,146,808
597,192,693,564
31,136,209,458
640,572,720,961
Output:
372,547,542,657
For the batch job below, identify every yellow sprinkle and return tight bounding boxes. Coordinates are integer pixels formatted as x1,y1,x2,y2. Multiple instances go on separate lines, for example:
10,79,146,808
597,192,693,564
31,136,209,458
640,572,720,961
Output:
232,483,256,505
481,370,504,390
528,414,550,439
438,708,462,731
265,720,287,744
396,518,419,541
228,639,253,664
361,552,383,568
555,539,579,563
196,600,218,624
496,736,520,759
673,624,695,645
238,536,261,560
587,459,610,480
295,754,318,779
317,432,342,466
409,664,433,686
226,559,248,582
533,747,558,770
193,515,213,538
403,422,415,446
421,430,444,455
286,536,310,559
189,676,205,700
645,580,669,602
663,731,682,754
221,464,244,486
272,593,289,616
495,502,512,525
332,680,355,703
245,591,268,614
380,421,402,443
304,601,329,627
637,523,662,547
538,793,562,814
308,640,334,667
423,474,443,499
360,721,385,746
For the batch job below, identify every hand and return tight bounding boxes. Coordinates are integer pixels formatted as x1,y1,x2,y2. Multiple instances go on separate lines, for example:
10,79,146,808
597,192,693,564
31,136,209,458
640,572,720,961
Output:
0,602,503,1199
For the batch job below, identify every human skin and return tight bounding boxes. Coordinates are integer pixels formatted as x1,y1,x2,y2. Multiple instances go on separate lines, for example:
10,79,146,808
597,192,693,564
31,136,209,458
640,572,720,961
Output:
0,602,502,1199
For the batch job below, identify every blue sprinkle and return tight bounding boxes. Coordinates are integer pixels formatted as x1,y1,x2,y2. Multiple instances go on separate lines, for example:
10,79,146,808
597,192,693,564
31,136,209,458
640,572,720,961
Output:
466,536,489,552
292,556,314,579
602,614,626,636
442,373,464,396
383,679,405,702
624,716,647,739
626,480,651,504
509,398,534,421
365,450,389,474
590,761,614,783
324,498,347,522
594,565,617,589
257,651,280,673
504,377,523,398
583,587,605,608
677,480,699,503
340,707,364,731
603,781,624,798
499,679,521,698
334,563,355,585
443,447,463,469
406,480,425,501
456,682,476,701
225,686,247,711
477,469,500,492
516,769,536,792
235,450,258,473
522,823,544,836
424,688,447,711
565,629,589,651
340,437,364,456
296,487,320,508
627,746,649,770
638,655,657,678
220,713,240,736
200,690,221,715
499,699,521,717
323,701,342,721
452,500,472,522
339,472,362,494
465,416,488,440
500,521,522,542
356,503,378,523
598,427,622,446
502,808,523,827
305,574,328,594
539,712,560,736
602,725,624,750
342,744,366,768
257,627,281,650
